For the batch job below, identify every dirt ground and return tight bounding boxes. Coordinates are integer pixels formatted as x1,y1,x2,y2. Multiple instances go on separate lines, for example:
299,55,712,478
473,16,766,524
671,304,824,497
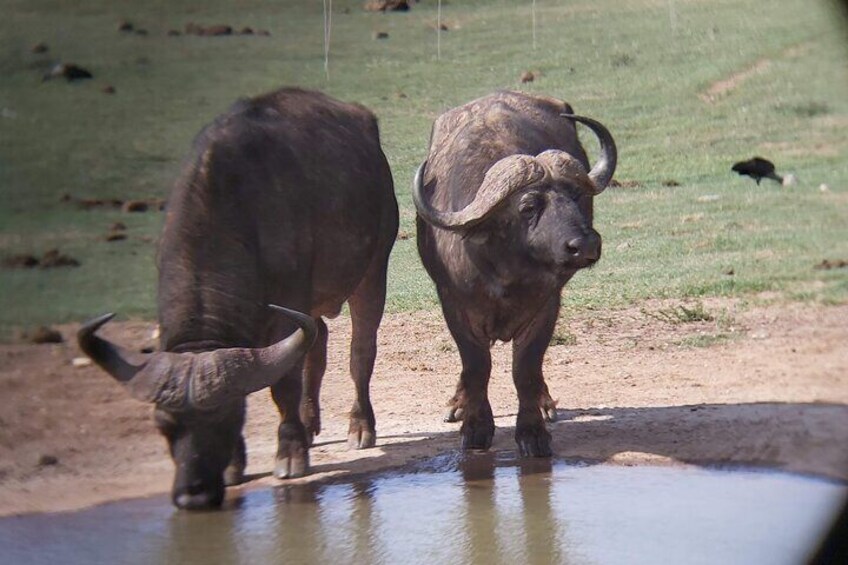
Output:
1,298,846,517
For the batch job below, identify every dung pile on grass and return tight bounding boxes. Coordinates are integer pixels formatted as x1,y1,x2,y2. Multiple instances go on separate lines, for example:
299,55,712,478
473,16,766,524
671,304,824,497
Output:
2,249,80,269
364,1,411,12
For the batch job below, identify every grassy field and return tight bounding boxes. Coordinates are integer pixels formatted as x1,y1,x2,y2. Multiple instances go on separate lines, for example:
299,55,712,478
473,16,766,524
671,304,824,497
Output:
1,0,846,335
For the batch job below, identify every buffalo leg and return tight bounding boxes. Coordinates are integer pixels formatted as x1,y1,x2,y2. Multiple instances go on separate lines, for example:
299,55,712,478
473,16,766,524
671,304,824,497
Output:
457,340,494,450
512,297,558,457
300,318,328,446
539,381,559,422
223,434,246,486
271,361,310,479
441,300,494,450
346,248,390,449
444,382,467,423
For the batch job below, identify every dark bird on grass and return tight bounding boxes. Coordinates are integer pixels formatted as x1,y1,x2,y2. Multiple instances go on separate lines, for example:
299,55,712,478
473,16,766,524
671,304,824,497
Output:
43,63,93,82
731,157,783,185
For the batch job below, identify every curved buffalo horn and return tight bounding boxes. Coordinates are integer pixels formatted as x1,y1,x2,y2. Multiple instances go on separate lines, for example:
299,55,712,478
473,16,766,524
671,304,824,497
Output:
78,312,151,384
560,114,617,193
77,312,179,406
185,304,317,408
534,150,597,195
412,154,547,232
77,305,317,411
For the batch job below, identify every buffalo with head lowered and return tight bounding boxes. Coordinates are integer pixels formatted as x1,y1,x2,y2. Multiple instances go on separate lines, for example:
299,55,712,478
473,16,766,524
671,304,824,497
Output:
413,90,616,457
79,87,399,509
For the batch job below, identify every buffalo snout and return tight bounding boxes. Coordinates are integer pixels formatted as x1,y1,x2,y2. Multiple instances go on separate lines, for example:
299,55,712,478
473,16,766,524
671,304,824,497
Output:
160,409,241,511
565,230,601,266
173,477,225,510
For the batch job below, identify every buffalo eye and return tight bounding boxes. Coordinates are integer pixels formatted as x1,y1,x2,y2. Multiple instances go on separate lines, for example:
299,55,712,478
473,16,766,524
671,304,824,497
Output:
518,192,544,222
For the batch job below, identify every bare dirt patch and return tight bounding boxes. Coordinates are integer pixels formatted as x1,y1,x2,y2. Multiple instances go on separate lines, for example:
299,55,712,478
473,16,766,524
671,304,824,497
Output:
700,58,772,103
699,42,814,103
0,300,846,516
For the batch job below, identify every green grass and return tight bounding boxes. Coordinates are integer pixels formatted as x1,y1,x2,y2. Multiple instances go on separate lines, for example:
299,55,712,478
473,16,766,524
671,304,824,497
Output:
1,0,847,335
675,333,737,349
550,330,578,347
641,302,714,325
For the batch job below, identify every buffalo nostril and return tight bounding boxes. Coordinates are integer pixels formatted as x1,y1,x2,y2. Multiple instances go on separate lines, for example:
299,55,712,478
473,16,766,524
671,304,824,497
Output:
566,238,584,257
565,236,601,263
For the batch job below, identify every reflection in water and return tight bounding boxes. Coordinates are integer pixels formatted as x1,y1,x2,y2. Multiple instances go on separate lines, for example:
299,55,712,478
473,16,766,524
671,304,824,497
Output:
0,457,844,565
459,454,563,563
460,453,498,563
160,503,240,563
517,459,562,565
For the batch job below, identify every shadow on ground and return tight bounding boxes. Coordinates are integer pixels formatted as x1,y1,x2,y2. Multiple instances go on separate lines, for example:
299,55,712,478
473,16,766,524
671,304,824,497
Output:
300,401,848,484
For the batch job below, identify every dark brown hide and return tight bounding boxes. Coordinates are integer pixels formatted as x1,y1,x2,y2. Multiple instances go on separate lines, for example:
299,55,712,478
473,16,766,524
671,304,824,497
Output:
84,88,398,509
415,90,616,457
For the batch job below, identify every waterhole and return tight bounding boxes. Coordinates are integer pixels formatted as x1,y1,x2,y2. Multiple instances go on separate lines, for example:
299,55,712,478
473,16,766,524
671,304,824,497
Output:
1,455,844,564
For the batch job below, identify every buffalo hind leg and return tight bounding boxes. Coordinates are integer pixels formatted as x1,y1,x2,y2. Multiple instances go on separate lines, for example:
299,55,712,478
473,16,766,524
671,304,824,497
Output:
300,318,328,446
512,297,559,457
443,358,556,425
223,434,246,486
346,248,390,449
539,381,559,422
444,383,467,423
446,376,539,423
271,363,310,479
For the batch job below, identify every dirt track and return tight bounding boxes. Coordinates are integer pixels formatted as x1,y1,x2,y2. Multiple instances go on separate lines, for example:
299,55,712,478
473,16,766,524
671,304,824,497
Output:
1,299,846,517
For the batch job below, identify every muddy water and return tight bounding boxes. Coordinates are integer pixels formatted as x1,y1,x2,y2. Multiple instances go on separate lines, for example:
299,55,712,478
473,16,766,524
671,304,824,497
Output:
1,455,844,565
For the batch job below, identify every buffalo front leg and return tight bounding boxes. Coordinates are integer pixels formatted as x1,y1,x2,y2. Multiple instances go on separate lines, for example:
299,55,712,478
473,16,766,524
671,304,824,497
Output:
457,343,494,451
300,318,328,446
441,304,494,450
511,297,559,457
271,364,310,479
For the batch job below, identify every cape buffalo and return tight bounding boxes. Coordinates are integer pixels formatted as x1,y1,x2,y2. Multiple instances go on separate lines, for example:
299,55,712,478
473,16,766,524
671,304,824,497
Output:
79,87,399,509
413,90,616,457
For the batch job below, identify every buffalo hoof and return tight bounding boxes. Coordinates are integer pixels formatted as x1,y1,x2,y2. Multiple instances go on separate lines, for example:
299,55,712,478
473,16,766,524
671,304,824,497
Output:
444,406,464,423
300,401,321,447
515,425,552,458
347,419,376,449
223,464,244,487
275,423,309,479
445,390,467,423
460,421,494,450
348,401,376,449
304,425,320,448
274,453,308,479
303,417,319,448
460,403,495,450
224,435,246,486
